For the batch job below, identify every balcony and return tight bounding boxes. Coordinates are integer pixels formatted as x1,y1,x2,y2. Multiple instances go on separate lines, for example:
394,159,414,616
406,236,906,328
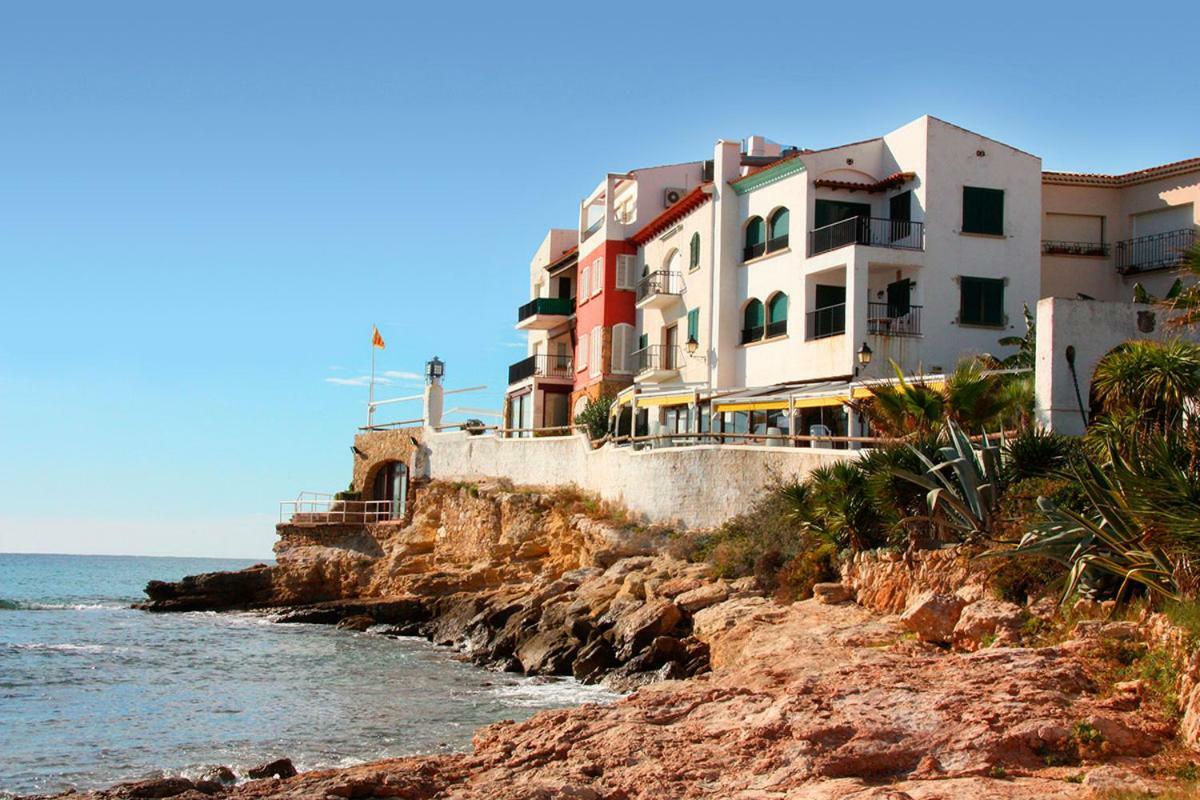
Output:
636,270,684,309
741,320,787,345
582,218,604,241
1115,229,1197,275
806,303,846,340
742,235,790,263
868,302,922,337
635,344,682,382
808,217,924,257
508,353,574,386
516,296,574,330
1042,240,1110,257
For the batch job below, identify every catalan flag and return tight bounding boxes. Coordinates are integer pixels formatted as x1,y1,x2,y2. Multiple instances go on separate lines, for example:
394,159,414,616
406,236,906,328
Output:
372,326,386,350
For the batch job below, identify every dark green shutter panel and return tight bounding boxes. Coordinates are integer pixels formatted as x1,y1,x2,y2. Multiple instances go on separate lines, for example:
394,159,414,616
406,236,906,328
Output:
889,191,911,223
768,294,788,323
687,308,699,340
960,277,1004,325
886,279,911,316
963,187,1004,235
814,284,846,309
638,333,648,350
744,300,764,328
982,279,1004,326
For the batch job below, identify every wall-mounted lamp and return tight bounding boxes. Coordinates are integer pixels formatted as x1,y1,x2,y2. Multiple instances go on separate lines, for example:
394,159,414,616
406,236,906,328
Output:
857,341,873,368
686,335,699,356
350,445,367,460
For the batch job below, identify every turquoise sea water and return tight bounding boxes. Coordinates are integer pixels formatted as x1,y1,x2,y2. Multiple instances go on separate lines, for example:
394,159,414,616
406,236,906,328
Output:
0,553,616,797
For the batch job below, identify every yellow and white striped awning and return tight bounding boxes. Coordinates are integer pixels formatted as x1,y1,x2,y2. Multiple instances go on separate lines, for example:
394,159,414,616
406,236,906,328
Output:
634,392,696,408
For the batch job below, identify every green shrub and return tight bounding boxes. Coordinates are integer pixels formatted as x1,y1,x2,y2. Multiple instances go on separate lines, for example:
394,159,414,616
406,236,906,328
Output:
574,393,615,440
1003,426,1080,483
774,543,839,603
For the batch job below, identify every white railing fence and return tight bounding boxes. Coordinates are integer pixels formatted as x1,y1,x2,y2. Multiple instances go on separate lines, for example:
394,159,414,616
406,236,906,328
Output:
278,491,396,524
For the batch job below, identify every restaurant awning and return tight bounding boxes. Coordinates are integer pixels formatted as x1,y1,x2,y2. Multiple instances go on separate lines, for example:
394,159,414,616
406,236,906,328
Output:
635,392,696,408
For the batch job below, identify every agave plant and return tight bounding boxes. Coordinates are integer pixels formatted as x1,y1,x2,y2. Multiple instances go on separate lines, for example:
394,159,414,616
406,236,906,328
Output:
894,421,1006,542
1161,241,1200,327
985,459,1180,605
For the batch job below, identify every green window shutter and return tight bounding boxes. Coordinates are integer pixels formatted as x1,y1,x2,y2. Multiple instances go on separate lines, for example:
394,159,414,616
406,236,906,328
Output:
687,308,700,341
744,299,764,328
689,233,700,268
638,333,648,351
960,277,1004,326
768,294,788,323
962,187,1004,235
769,208,789,239
745,217,765,247
886,280,911,316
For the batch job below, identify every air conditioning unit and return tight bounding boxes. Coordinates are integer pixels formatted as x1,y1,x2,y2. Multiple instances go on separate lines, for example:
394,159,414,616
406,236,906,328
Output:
663,188,686,208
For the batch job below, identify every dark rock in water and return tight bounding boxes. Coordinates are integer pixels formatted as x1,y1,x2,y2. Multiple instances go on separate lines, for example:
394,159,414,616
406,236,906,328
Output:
197,765,237,786
272,598,427,627
111,776,197,797
138,565,276,613
246,757,297,780
192,779,225,795
572,637,616,683
335,614,375,631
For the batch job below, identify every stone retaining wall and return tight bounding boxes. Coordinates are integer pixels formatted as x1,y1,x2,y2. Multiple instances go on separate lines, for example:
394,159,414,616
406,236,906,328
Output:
840,546,990,615
420,431,852,530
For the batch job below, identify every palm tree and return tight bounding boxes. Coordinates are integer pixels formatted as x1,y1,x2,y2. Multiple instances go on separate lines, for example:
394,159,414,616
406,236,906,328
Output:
1090,339,1200,429
993,304,1036,369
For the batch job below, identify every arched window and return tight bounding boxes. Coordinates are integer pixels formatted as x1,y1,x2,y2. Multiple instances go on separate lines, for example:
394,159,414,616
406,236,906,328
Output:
688,232,701,269
664,248,682,273
767,292,789,338
741,299,764,344
768,208,790,252
743,217,765,261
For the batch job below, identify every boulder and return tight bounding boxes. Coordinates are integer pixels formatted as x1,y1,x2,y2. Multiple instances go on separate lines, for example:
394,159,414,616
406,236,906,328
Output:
572,638,616,683
951,599,1026,651
112,777,197,798
515,628,578,675
247,757,297,780
673,582,730,614
336,614,375,631
198,765,237,786
812,583,853,605
899,591,966,644
612,598,683,660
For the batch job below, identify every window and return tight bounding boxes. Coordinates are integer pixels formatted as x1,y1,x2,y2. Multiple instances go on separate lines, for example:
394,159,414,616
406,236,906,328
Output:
579,265,590,301
612,323,635,374
766,293,788,338
741,299,764,344
687,308,700,344
615,254,636,289
962,187,1004,236
688,233,700,270
809,285,846,340
743,217,765,261
590,325,603,377
638,333,648,351
959,276,1005,327
767,208,789,252
665,248,682,273
577,333,589,372
591,258,603,296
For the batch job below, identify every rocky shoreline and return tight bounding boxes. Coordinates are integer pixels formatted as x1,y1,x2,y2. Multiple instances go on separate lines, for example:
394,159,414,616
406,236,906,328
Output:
25,481,1200,799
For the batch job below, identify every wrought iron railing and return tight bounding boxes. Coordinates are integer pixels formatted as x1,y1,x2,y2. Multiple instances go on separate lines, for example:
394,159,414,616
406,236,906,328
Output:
743,234,791,262
867,302,922,337
516,296,575,322
1041,240,1110,257
766,319,788,338
808,217,924,256
1115,229,1196,275
508,353,574,385
741,325,764,344
636,270,684,302
634,344,682,373
806,303,846,340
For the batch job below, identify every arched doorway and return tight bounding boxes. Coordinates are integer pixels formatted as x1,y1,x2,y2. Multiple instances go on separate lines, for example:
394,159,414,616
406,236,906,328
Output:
371,461,408,521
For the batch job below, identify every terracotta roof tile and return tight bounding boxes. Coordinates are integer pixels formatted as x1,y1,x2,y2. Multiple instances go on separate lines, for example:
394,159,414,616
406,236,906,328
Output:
812,171,915,193
1043,156,1200,187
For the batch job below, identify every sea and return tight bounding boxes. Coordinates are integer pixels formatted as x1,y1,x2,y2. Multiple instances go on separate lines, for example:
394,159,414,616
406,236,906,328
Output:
0,553,618,797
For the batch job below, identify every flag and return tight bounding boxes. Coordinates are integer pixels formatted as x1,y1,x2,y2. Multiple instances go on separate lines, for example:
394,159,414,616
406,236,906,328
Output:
372,326,386,350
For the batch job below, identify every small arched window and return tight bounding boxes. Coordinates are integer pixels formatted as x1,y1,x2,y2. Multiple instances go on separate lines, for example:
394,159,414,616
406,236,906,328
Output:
664,248,682,273
743,217,765,261
688,232,701,269
741,299,764,344
768,208,790,252
767,292,789,338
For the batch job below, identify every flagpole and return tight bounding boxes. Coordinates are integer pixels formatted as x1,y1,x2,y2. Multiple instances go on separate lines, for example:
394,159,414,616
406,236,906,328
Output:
368,327,376,429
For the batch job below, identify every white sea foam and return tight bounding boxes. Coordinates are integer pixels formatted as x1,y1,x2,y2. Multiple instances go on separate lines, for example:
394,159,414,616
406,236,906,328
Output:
488,677,622,708
11,642,116,654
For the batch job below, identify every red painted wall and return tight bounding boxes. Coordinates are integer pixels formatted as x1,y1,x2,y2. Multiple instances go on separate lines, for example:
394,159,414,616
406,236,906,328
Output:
573,239,637,392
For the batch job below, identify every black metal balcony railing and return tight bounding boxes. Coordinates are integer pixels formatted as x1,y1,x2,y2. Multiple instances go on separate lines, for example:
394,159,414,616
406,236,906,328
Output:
635,344,681,374
1042,240,1110,257
808,217,924,256
507,353,574,385
741,325,764,344
767,234,789,253
806,303,846,340
867,302,922,337
1115,228,1197,275
766,319,788,338
516,296,575,323
742,234,789,263
636,270,684,302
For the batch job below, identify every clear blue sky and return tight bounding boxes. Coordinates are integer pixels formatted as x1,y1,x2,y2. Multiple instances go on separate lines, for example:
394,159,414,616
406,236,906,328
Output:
1,1,1197,558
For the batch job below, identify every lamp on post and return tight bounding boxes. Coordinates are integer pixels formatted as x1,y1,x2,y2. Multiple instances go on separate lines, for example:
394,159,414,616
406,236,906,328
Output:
425,356,445,385
855,342,873,375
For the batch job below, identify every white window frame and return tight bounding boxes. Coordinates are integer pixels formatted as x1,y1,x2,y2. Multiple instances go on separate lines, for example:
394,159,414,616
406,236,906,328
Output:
615,254,636,290
589,325,603,378
612,322,635,374
579,265,590,303
577,333,589,372
591,257,603,297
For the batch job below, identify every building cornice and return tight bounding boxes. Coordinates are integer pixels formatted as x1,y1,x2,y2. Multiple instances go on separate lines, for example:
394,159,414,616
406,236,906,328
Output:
731,154,807,195
1043,157,1200,188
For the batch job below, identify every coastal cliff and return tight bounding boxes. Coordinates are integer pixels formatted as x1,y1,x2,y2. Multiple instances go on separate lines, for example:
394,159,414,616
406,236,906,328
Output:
46,480,1199,799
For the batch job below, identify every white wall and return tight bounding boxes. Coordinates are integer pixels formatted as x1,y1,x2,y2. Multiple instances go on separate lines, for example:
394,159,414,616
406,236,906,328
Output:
424,431,851,529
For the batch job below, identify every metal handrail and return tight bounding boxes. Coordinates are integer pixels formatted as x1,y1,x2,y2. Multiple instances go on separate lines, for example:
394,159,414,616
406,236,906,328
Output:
867,302,922,337
517,296,575,322
1115,228,1196,275
279,497,396,524
508,353,574,384
806,303,846,340
636,270,684,302
1041,239,1109,257
634,344,683,373
808,216,924,256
